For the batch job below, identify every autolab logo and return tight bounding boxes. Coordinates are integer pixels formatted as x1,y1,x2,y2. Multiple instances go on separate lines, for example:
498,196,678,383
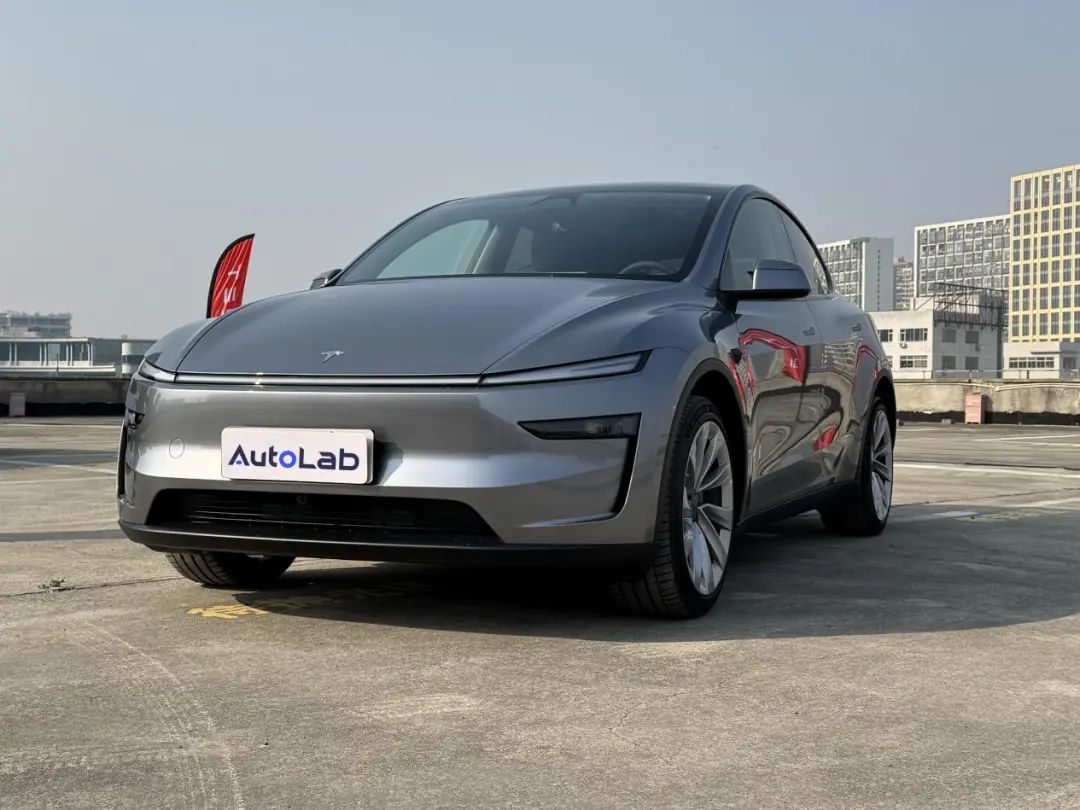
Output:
228,445,360,471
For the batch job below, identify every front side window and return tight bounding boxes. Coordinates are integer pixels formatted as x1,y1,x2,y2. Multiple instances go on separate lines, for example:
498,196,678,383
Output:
779,211,830,294
339,191,717,284
720,198,797,291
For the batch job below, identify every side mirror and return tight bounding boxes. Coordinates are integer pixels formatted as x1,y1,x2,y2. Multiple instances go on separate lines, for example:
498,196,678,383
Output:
309,268,343,290
735,259,812,300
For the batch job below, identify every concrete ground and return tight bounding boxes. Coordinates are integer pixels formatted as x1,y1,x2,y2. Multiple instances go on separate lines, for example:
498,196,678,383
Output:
1,418,1079,808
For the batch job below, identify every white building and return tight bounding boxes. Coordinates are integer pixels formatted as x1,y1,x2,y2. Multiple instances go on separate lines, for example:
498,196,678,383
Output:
817,237,894,311
0,311,72,338
0,337,153,377
914,214,1009,297
893,256,914,310
870,293,1003,380
1002,340,1080,380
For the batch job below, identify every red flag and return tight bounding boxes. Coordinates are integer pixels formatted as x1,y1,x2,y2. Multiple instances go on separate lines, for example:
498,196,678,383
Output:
206,234,254,318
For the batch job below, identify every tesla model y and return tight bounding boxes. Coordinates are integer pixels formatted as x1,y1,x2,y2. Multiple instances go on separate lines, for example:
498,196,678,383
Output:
118,184,895,618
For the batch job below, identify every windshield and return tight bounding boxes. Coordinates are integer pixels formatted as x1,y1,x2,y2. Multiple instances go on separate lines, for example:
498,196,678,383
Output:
338,190,718,284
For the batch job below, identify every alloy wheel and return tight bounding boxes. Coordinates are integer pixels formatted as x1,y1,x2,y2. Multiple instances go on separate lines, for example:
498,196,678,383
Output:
681,421,735,596
870,408,893,521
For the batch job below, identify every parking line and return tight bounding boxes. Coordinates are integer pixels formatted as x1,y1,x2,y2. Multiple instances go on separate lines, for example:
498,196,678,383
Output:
896,462,1080,479
0,476,114,486
891,510,979,523
0,458,114,475
972,434,1080,442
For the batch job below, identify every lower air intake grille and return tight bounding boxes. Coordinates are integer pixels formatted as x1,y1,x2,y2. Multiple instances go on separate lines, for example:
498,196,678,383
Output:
147,489,499,545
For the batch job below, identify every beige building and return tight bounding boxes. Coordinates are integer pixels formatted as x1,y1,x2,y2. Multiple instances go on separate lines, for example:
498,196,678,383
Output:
1009,163,1080,342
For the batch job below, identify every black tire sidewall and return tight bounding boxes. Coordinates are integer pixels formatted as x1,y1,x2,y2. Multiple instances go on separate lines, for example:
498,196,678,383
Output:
662,396,730,613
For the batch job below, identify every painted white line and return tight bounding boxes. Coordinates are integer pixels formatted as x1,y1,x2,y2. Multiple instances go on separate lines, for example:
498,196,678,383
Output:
0,458,114,475
0,423,120,429
972,434,1080,442
1018,496,1080,508
0,476,114,486
891,510,979,523
2,453,115,461
1016,442,1080,448
896,462,1080,479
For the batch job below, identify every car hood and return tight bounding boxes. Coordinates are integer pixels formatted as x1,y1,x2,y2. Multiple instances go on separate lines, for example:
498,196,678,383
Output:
175,276,671,377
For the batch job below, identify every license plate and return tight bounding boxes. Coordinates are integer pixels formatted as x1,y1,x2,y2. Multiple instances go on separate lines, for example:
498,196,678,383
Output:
221,427,374,484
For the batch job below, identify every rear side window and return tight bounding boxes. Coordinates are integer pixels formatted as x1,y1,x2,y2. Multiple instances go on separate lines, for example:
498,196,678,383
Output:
780,211,830,294
721,198,795,291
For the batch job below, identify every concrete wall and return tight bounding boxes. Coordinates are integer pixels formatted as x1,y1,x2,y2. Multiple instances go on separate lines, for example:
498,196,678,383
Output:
896,379,1080,424
1,375,128,416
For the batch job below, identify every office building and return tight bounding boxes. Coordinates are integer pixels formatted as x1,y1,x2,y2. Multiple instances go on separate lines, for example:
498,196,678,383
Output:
817,237,894,311
893,257,914,310
0,311,72,338
1009,163,1080,341
914,215,1009,301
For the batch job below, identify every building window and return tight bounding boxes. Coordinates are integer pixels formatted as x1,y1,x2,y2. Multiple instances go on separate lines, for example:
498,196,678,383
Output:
941,328,957,343
900,328,928,342
1040,313,1049,334
1075,285,1080,307
1040,288,1049,309
1040,262,1049,283
1051,313,1060,334
1064,356,1077,371
900,355,928,368
14,342,40,363
878,329,893,343
1052,260,1061,282
1053,208,1061,230
1052,235,1061,258
965,356,979,371
1022,314,1031,335
1052,287,1060,308
45,343,66,365
1008,356,1056,369
1066,259,1074,283
940,355,957,370
964,329,979,344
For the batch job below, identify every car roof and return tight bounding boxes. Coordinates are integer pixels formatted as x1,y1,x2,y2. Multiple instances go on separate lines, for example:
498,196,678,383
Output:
463,182,737,202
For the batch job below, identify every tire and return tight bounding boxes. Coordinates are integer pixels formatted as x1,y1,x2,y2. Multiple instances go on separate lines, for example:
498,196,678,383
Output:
818,397,893,536
613,395,737,619
165,551,294,588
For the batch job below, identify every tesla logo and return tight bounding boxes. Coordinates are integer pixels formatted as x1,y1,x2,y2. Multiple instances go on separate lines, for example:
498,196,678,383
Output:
320,350,345,364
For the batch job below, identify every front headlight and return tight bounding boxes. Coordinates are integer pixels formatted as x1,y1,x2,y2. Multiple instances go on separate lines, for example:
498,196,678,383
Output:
480,352,649,386
136,360,177,384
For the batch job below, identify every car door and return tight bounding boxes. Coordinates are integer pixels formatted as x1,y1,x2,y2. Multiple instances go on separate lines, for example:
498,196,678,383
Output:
779,209,867,491
720,198,823,516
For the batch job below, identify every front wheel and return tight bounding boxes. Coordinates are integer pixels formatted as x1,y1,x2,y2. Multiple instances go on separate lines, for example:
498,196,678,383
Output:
819,398,893,536
165,551,294,588
613,396,737,618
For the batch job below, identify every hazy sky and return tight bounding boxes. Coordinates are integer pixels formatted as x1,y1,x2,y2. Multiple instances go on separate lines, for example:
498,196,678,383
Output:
3,1,1078,337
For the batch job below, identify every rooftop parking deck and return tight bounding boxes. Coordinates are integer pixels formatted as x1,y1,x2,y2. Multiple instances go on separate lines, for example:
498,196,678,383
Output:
2,418,1079,807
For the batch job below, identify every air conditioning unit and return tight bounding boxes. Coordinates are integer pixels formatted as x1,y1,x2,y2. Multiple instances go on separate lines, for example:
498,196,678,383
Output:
899,341,908,349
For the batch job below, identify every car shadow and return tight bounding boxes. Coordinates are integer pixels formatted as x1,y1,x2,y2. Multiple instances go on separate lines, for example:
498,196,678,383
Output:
233,504,1080,642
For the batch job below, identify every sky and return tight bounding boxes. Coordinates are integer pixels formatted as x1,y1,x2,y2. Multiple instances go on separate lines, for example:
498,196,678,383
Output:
2,1,1078,338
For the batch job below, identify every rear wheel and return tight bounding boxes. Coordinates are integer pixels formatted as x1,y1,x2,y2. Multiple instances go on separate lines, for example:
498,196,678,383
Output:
819,398,893,535
165,551,294,588
613,396,736,618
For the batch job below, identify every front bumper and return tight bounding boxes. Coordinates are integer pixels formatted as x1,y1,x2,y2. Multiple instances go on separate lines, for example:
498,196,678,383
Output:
118,347,688,558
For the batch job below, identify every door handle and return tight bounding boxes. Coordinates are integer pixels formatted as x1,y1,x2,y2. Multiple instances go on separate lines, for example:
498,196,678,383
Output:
802,327,816,336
